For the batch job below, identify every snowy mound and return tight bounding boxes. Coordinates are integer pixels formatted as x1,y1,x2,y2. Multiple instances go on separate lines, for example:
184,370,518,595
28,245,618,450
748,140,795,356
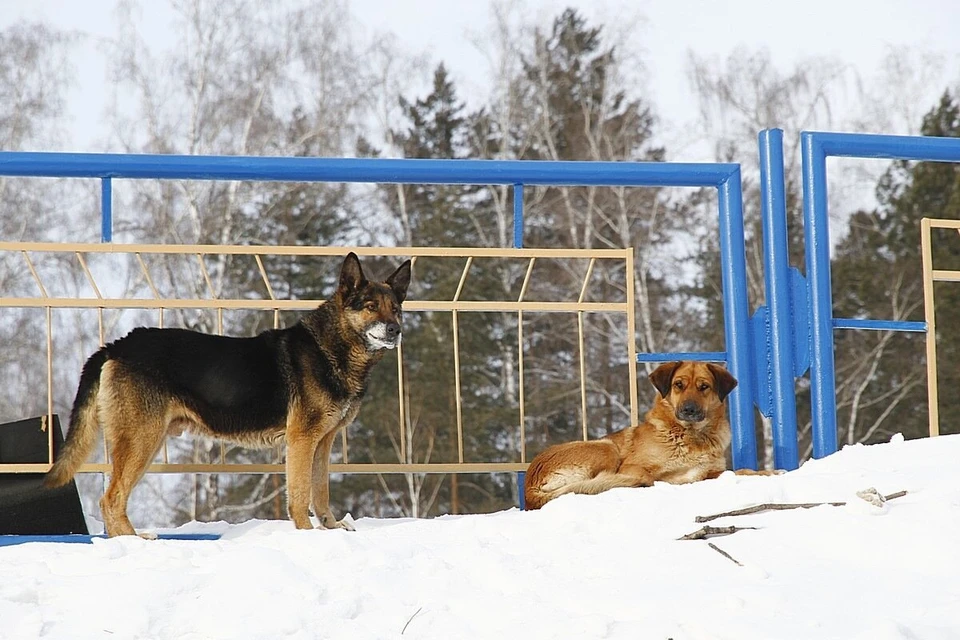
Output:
2,434,960,639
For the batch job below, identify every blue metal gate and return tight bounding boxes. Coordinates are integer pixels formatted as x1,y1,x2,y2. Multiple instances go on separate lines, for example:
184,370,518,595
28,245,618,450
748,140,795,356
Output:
4,131,957,474
755,129,960,470
0,151,758,469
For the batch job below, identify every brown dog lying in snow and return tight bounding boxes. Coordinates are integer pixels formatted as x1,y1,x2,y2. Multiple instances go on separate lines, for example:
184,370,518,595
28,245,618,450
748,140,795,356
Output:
524,360,773,509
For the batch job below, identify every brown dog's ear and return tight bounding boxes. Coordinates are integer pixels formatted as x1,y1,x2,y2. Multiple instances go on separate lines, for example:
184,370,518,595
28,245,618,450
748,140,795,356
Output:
386,259,412,303
338,252,365,296
648,361,683,398
706,363,738,402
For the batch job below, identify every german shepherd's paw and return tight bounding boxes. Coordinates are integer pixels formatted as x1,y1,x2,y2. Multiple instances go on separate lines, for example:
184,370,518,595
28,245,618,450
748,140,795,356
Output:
317,512,356,531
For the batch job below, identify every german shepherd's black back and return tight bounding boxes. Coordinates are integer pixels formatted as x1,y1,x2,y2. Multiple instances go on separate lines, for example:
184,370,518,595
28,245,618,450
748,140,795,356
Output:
45,252,412,537
99,327,291,434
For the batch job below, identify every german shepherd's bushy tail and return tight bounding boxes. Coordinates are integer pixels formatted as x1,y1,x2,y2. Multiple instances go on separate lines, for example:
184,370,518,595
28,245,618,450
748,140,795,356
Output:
44,348,108,488
525,471,644,510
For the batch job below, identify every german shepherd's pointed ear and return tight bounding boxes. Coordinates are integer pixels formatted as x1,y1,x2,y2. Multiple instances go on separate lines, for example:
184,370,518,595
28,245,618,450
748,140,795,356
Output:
386,259,412,304
338,252,366,296
649,361,683,398
706,363,738,402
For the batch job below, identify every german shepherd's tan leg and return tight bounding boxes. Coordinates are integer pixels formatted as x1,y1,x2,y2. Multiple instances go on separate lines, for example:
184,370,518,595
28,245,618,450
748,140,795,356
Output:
100,418,166,538
98,366,167,537
311,428,353,530
285,427,324,530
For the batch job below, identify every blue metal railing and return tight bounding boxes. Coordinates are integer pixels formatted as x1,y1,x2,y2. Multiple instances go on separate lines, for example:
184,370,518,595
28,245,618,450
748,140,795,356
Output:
101,177,113,243
0,533,222,546
801,131,960,460
800,131,960,457
717,165,755,471
832,318,926,332
758,129,801,470
12,133,950,484
0,150,758,470
512,183,524,249
756,130,960,469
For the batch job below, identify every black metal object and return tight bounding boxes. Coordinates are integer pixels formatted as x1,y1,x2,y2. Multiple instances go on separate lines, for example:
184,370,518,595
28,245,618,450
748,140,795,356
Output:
0,416,89,535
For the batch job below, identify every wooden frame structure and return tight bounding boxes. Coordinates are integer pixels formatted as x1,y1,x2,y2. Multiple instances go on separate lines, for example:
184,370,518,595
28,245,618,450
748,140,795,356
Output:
0,241,637,476
920,217,960,439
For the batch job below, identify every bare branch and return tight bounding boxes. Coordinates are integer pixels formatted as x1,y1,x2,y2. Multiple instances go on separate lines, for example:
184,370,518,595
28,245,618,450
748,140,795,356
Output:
696,491,907,523
678,525,757,540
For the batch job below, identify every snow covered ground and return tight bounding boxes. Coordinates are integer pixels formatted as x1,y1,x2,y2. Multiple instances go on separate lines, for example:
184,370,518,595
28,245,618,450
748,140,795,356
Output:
2,433,959,640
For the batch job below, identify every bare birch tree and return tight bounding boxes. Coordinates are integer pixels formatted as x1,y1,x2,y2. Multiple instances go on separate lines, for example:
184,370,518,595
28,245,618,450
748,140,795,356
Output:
0,22,84,424
687,47,853,468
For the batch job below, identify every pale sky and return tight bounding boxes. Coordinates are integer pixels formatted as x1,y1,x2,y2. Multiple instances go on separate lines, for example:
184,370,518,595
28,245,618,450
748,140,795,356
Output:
3,0,960,156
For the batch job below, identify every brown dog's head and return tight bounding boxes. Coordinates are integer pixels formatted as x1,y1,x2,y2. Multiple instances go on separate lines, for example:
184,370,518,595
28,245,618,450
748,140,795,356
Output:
336,252,412,351
648,361,737,424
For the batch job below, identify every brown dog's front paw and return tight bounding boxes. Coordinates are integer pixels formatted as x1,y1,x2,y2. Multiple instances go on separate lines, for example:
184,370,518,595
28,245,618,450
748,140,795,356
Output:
734,468,786,477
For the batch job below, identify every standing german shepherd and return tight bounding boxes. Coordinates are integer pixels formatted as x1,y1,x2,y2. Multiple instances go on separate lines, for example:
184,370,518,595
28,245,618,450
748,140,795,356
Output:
525,361,763,510
45,252,411,537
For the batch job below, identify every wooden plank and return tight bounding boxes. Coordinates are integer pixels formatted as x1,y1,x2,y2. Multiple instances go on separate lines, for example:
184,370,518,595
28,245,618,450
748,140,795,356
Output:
921,219,940,437
0,241,631,259
0,462,530,474
0,298,629,313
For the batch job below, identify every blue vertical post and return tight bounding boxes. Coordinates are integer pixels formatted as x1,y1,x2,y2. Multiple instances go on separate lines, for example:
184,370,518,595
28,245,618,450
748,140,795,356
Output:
101,177,113,242
513,183,524,248
758,129,799,470
515,183,525,509
518,471,526,510
717,170,758,470
801,132,838,458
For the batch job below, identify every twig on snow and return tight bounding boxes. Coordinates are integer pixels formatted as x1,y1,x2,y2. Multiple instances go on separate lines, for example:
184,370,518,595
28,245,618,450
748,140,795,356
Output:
695,502,844,523
677,525,757,541
707,542,743,566
694,490,907,523
401,607,423,635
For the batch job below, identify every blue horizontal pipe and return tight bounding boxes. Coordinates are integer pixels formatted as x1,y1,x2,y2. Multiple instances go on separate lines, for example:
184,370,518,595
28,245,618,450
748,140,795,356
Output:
636,352,727,363
810,131,960,162
0,533,222,546
832,318,926,332
0,152,740,188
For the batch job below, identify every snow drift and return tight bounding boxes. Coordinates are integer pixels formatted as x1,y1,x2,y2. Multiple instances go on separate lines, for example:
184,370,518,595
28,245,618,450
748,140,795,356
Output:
2,433,959,639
